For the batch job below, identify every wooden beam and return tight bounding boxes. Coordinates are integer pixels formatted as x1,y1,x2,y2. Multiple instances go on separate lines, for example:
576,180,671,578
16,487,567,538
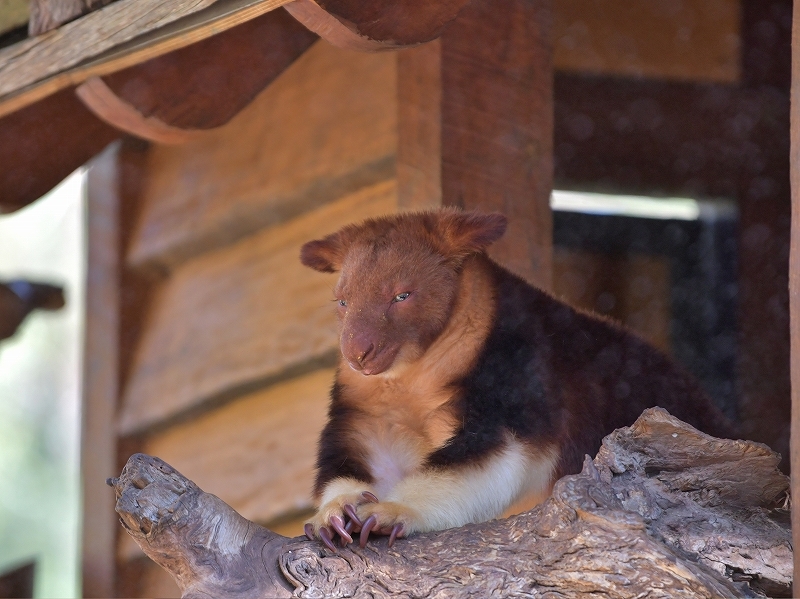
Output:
789,0,800,586
0,0,292,119
78,7,317,135
742,0,793,90
75,77,206,145
285,0,471,50
28,0,112,36
82,142,122,598
737,0,792,473
0,87,119,213
1,0,221,96
397,0,554,290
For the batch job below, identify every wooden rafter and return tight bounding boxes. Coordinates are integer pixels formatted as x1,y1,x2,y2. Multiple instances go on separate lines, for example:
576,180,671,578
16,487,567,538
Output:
0,0,292,119
75,8,316,138
0,4,316,212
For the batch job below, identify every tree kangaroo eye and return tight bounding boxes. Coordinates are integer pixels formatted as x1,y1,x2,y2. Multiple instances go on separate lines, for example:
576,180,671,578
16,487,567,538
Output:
338,299,347,307
393,292,410,302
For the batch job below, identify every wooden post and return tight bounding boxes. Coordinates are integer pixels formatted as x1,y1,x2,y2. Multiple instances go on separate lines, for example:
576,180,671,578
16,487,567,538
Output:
789,0,800,586
397,0,553,290
82,142,122,598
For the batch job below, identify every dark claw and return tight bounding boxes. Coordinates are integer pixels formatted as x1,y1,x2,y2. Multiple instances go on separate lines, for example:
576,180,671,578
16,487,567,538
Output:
362,491,379,503
388,523,404,548
344,503,363,527
319,526,337,553
359,515,378,548
330,515,353,544
304,523,315,541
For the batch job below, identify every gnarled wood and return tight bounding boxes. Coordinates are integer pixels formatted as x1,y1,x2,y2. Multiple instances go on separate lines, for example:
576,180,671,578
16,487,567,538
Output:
110,408,791,598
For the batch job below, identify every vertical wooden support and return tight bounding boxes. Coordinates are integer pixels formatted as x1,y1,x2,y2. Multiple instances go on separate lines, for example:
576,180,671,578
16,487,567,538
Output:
737,0,792,468
82,142,121,598
397,0,554,290
789,0,800,586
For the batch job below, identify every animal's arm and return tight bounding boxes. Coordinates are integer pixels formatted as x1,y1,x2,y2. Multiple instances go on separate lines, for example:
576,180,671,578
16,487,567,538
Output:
305,415,377,549
356,439,556,535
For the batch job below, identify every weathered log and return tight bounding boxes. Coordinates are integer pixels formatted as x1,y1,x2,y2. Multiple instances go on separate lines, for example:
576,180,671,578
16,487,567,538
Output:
109,408,791,598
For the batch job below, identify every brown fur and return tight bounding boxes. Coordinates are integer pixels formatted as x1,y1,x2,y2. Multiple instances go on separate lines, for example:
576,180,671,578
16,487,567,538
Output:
299,208,734,539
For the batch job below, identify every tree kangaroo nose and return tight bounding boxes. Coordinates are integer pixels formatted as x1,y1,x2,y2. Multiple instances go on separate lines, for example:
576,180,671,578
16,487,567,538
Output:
357,343,375,364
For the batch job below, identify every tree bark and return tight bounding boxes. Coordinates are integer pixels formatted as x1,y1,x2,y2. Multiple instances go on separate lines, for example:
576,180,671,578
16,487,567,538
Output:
109,408,791,598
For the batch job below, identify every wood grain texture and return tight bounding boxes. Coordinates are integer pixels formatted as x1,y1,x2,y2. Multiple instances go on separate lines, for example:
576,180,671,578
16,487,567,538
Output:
0,0,221,95
789,0,800,584
286,0,470,48
98,8,317,131
143,369,332,525
127,41,396,271
110,409,790,598
397,0,554,290
119,181,396,434
82,143,122,598
0,0,292,119
28,0,114,36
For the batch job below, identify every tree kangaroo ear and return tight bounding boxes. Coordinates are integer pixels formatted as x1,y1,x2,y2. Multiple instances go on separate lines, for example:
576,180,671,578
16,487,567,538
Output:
437,210,508,258
300,235,346,273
